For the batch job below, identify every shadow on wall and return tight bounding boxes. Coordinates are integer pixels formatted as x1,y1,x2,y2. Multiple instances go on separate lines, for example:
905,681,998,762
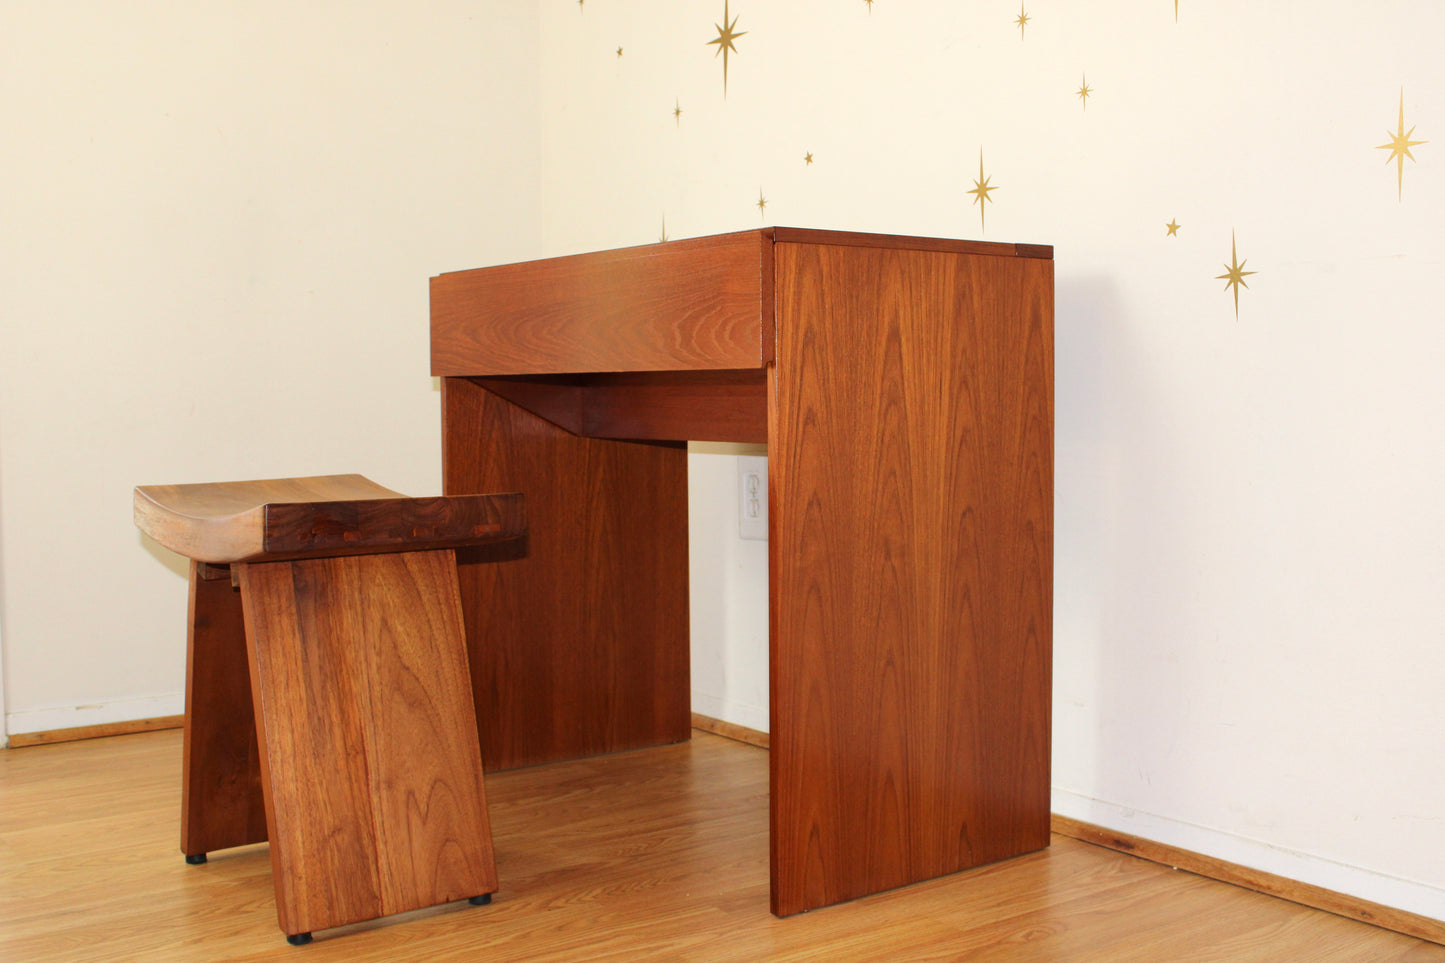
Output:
1052,270,1200,810
137,531,191,582
1052,271,1114,791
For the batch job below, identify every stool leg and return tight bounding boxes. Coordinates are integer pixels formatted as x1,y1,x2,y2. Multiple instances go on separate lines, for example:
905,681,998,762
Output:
236,550,498,940
182,561,267,861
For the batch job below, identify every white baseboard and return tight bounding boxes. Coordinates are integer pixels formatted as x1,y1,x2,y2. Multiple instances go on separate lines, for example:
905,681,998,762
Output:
5,693,185,740
690,691,769,735
1051,788,1444,923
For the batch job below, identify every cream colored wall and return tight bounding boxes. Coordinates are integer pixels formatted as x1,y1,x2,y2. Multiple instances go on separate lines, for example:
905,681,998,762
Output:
0,3,541,735
537,2,1444,919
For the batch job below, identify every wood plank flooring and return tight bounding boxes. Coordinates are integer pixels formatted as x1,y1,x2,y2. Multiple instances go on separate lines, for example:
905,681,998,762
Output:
1,729,1440,962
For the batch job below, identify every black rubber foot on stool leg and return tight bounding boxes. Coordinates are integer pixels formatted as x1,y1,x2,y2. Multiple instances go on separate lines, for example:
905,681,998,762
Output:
286,933,313,946
468,893,493,906
185,853,207,865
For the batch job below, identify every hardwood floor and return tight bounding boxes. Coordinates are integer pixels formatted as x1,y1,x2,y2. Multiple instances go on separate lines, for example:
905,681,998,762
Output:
1,729,1440,962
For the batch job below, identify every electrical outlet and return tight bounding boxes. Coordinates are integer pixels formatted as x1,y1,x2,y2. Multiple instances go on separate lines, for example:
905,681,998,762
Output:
738,455,768,540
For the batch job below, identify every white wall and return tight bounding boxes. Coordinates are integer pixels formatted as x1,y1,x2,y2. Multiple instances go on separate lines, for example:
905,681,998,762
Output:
537,1,1445,920
0,2,541,738
687,443,770,733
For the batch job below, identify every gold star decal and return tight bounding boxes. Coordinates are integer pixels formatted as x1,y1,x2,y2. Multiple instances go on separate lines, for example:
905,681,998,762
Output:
674,99,683,125
708,1,746,97
756,188,767,218
1377,88,1426,200
1016,5,1030,38
617,46,624,58
1077,73,1093,110
968,151,998,234
1216,232,1256,319
804,152,814,165
1166,219,1181,237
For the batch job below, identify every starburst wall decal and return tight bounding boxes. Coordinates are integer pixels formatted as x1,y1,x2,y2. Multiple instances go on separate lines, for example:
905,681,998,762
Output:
1216,232,1256,319
708,1,746,97
968,151,998,234
1377,88,1426,200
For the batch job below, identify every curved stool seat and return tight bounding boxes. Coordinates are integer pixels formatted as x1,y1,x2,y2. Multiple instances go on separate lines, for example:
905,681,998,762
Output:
134,473,524,563
134,475,525,944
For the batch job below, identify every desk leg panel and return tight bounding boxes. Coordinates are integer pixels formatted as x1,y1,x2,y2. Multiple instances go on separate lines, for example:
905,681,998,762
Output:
768,243,1053,915
442,377,692,771
238,554,497,935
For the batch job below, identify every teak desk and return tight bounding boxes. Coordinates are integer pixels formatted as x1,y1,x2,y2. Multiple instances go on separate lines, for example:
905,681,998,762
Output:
430,227,1053,917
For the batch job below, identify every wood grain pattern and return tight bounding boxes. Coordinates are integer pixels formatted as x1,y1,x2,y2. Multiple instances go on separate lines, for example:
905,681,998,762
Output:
181,561,267,858
236,551,497,937
442,377,692,771
767,240,1055,915
431,231,772,376
3,731,1440,961
135,475,525,564
261,494,524,560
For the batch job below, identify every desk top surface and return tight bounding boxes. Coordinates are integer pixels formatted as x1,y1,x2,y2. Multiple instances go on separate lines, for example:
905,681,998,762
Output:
430,228,1052,378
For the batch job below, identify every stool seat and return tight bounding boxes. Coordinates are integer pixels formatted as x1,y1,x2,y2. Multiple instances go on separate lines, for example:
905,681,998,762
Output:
135,474,524,944
135,473,525,563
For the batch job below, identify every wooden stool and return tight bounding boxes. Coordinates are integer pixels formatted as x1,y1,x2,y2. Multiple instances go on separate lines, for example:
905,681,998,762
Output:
133,474,526,945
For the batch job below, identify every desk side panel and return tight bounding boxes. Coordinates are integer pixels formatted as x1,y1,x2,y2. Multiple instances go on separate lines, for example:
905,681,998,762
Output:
441,377,692,770
768,242,1054,915
432,232,771,376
